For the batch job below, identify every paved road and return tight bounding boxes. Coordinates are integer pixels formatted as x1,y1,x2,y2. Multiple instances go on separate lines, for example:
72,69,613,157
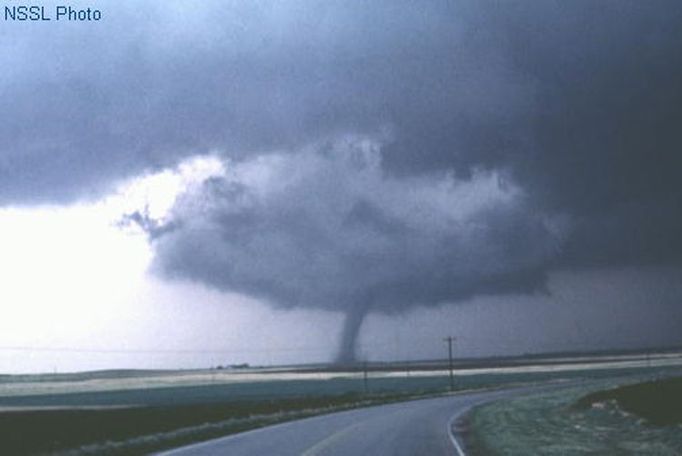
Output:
160,385,558,456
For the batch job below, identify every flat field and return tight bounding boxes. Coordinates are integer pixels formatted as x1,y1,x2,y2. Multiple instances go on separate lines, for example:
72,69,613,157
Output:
1,351,681,455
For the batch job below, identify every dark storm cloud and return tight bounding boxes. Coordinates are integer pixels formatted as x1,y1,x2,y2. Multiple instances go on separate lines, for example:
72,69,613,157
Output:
146,137,562,360
506,0,682,268
0,0,471,202
378,0,682,268
4,1,682,356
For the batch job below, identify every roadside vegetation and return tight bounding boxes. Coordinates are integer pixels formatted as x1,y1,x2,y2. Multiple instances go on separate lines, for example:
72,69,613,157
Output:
464,372,682,455
576,376,682,426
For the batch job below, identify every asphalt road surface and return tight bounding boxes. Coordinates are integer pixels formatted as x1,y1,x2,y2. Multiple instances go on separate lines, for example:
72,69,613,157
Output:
160,385,558,456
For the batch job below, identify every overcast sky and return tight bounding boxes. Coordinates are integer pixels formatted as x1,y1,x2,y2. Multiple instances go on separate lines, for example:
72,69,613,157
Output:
2,0,682,373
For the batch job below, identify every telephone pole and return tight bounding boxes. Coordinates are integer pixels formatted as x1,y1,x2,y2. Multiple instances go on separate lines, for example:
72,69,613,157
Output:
444,336,455,392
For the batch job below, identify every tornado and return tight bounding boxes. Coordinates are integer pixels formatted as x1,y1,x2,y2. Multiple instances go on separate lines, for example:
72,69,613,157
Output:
145,138,562,363
335,300,372,364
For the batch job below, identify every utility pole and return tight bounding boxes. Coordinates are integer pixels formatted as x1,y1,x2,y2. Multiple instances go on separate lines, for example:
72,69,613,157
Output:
444,336,455,392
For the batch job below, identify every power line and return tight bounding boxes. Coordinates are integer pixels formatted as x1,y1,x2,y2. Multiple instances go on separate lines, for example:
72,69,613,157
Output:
0,345,327,355
0,338,416,356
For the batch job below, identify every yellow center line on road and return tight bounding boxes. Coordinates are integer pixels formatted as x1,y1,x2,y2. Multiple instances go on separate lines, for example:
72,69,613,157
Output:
300,405,415,456
300,420,367,456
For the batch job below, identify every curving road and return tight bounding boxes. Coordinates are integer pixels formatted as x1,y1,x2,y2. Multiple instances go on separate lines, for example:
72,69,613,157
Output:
159,385,563,456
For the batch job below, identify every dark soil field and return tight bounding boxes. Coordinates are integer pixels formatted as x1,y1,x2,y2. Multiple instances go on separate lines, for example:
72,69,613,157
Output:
0,393,409,455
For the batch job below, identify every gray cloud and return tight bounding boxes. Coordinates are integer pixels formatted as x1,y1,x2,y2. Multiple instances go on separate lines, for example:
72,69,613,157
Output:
4,1,682,358
144,137,562,360
383,1,682,269
0,1,527,203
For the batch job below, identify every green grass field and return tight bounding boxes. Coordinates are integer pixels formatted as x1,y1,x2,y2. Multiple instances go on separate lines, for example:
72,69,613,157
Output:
465,370,682,455
576,377,682,426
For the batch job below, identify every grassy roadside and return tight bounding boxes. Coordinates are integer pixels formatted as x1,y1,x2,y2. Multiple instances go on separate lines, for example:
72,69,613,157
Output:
575,377,682,426
462,372,682,455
